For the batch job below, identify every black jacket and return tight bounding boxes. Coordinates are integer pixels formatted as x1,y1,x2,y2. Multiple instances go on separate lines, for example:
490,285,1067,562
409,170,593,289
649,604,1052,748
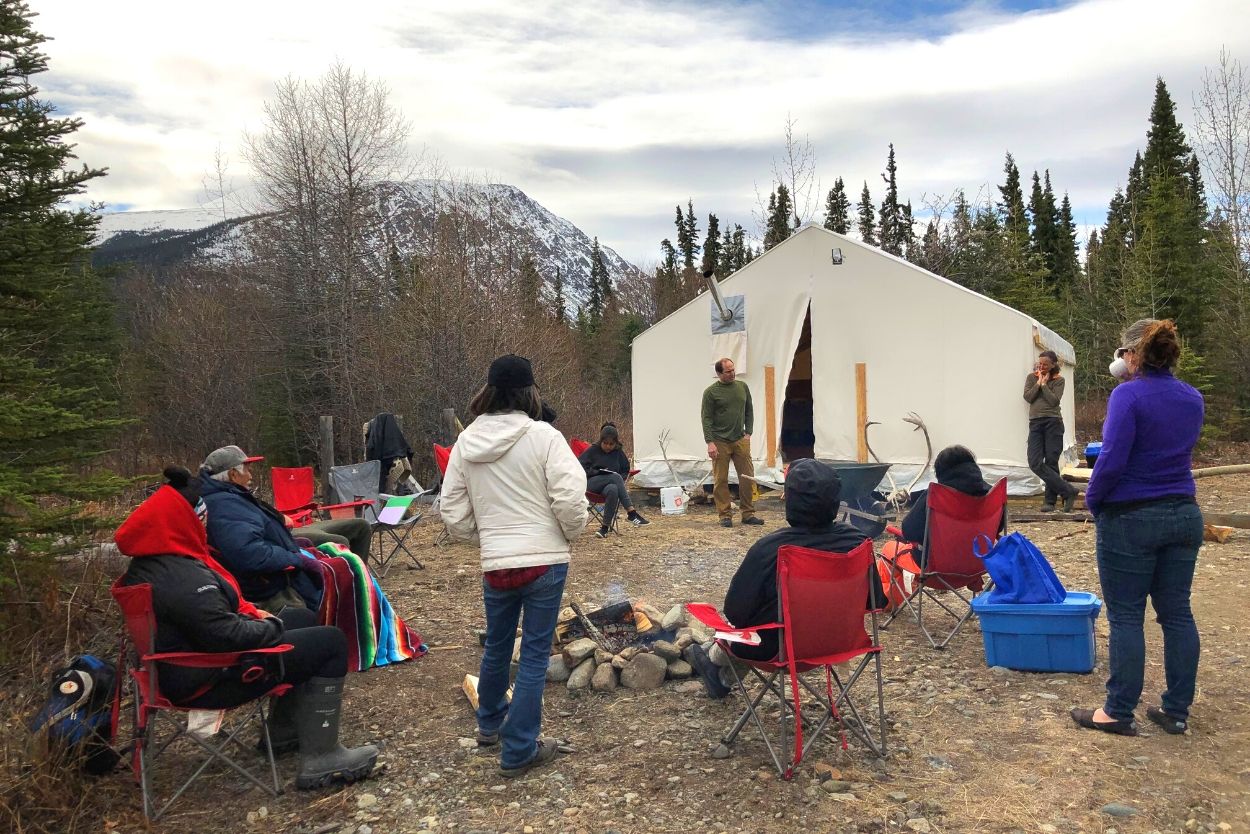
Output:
577,443,631,480
722,460,881,661
900,459,993,546
114,484,284,704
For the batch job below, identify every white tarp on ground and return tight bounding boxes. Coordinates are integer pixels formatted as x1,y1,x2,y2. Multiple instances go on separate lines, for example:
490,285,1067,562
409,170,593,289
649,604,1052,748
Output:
630,225,1076,496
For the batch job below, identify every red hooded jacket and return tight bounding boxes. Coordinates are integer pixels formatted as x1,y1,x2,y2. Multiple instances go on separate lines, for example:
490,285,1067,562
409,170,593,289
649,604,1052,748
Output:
115,484,262,620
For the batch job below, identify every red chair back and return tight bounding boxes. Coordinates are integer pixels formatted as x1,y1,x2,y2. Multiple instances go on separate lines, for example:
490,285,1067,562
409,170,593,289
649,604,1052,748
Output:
112,580,158,657
433,444,451,476
569,437,591,457
271,466,315,514
777,540,875,663
923,479,1007,582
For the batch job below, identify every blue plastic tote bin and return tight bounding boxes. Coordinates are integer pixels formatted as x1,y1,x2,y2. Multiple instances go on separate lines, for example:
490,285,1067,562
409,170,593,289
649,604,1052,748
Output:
1084,442,1102,469
970,591,1102,673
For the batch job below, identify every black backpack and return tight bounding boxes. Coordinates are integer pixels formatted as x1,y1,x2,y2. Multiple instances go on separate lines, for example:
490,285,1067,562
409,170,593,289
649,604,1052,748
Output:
29,655,122,775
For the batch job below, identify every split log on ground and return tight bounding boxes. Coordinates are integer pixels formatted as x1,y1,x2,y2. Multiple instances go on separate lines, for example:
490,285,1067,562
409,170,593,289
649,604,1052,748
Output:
1063,463,1250,483
1204,524,1235,543
462,674,512,710
1201,512,1250,529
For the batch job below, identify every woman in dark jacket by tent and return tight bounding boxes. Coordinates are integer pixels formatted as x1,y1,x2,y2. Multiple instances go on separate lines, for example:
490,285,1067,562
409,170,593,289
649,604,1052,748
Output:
577,423,648,537
116,467,378,790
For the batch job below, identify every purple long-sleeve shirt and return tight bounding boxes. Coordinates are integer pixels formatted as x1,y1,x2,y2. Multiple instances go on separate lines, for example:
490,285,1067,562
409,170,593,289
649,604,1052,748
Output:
1084,368,1204,516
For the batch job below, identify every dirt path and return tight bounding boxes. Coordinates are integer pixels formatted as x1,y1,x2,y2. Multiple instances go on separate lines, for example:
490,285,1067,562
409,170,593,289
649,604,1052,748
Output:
117,479,1250,834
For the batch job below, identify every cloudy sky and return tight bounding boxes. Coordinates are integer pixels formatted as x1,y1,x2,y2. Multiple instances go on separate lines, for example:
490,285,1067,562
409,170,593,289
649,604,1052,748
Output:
35,0,1250,264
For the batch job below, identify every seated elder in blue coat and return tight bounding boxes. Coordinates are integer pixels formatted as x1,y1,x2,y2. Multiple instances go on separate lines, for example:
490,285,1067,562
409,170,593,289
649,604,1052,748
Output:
198,445,321,612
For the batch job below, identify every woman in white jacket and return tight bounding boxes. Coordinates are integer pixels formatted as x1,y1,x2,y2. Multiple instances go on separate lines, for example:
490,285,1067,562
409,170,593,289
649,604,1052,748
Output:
440,354,587,777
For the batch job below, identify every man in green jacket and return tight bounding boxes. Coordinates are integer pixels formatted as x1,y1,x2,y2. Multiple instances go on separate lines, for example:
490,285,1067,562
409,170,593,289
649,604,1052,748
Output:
701,358,764,528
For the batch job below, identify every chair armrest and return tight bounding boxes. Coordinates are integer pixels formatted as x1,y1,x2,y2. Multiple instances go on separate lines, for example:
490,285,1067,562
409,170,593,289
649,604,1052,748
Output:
320,500,373,513
627,469,640,477
885,525,903,538
143,644,294,668
685,603,782,635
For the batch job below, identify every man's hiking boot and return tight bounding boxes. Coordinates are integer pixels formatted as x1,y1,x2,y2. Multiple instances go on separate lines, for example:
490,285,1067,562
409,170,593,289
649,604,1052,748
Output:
720,518,733,528
742,516,764,526
500,737,561,777
686,644,731,700
1062,493,1078,513
1040,503,1057,513
294,677,379,790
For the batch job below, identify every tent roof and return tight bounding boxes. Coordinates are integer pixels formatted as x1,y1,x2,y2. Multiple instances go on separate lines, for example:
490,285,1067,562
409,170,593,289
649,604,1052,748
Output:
633,224,1075,363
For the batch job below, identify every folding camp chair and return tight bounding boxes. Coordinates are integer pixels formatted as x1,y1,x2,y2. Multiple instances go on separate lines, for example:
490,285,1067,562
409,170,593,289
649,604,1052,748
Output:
879,479,1008,649
568,437,641,536
271,466,372,527
686,540,886,780
111,580,293,821
329,460,425,576
432,444,452,546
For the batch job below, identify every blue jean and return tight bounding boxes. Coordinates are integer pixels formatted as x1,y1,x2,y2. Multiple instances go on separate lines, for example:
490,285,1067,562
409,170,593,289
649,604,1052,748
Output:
477,562,568,769
1095,498,1202,721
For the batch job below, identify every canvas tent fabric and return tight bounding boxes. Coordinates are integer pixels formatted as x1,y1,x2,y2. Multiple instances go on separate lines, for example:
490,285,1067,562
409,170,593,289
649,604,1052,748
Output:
630,225,1076,496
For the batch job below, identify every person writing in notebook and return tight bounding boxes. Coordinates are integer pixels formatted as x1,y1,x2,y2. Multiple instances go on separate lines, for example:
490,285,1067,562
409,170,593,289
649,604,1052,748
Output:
576,422,649,538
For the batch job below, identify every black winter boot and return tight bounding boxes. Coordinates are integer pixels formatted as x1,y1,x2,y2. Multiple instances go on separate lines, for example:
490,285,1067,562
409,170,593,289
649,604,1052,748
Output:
257,692,300,757
294,677,379,790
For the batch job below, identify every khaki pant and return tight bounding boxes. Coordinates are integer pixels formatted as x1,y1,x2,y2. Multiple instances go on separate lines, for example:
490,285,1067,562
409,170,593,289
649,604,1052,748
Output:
712,436,756,521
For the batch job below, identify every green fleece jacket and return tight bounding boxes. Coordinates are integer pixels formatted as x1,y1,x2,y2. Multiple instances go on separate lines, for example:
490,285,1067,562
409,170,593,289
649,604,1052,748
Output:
701,380,753,443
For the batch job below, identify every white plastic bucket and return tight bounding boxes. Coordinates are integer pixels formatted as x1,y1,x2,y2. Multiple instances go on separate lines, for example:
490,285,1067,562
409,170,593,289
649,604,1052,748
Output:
660,486,686,515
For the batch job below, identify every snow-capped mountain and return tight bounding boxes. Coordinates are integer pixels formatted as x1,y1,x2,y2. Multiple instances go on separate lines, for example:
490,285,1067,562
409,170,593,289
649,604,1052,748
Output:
93,180,643,309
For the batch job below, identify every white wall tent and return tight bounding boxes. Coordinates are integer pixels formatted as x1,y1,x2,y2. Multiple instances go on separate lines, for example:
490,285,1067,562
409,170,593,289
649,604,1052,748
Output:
630,225,1076,495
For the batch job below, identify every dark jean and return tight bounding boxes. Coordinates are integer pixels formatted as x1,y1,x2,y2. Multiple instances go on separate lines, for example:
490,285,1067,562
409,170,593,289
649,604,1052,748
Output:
477,562,568,769
1095,498,1203,721
586,472,632,529
1027,416,1076,505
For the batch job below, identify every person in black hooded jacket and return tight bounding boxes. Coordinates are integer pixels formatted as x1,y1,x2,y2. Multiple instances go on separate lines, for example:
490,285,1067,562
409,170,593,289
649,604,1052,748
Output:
685,458,881,704
898,445,994,565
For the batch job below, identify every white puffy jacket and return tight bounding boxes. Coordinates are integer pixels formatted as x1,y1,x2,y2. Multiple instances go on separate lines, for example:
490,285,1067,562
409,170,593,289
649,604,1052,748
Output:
440,411,588,571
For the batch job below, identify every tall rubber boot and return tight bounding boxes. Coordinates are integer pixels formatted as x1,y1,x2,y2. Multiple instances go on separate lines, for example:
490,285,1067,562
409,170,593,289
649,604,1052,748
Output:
256,692,299,757
295,677,379,790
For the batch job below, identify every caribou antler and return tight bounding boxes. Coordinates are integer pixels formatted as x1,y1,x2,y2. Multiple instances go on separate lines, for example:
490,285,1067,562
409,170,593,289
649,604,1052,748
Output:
901,411,933,496
863,420,902,501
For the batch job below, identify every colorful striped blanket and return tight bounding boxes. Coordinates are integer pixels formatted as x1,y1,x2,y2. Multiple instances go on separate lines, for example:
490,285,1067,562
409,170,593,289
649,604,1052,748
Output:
304,543,426,672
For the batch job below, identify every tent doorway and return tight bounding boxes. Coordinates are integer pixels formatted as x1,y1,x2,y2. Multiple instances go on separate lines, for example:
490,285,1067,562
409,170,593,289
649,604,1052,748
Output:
780,305,813,462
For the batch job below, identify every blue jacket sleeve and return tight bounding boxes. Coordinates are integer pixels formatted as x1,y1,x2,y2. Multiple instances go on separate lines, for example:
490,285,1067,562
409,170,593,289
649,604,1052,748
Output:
206,495,304,579
1084,386,1137,516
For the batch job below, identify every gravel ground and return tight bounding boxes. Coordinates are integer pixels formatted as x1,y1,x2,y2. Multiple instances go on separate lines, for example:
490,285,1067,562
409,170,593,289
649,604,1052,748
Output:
107,478,1250,834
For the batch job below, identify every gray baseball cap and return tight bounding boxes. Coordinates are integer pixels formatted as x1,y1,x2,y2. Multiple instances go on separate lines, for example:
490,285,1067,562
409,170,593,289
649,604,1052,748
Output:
201,445,264,475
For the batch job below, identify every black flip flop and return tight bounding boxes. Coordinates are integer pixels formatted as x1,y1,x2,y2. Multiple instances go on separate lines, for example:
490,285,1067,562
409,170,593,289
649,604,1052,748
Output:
1070,707,1138,736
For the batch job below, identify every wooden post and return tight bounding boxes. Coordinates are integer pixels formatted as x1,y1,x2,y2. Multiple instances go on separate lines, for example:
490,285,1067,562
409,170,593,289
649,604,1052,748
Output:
764,364,777,468
319,415,335,501
441,408,459,443
855,363,868,464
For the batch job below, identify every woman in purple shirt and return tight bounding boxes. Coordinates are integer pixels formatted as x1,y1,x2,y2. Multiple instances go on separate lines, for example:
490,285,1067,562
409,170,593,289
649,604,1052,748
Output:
1072,319,1204,737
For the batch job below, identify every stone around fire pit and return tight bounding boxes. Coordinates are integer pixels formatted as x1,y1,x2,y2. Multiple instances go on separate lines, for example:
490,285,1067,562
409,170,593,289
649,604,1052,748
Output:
591,662,618,692
620,652,668,690
547,655,571,683
666,660,693,679
594,649,613,665
651,640,682,662
661,604,687,631
567,658,595,690
562,638,599,667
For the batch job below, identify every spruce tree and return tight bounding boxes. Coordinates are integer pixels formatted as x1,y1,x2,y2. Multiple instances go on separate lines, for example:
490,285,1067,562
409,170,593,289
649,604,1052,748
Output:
1028,170,1061,286
856,182,877,246
588,236,611,319
998,152,1029,244
552,266,567,323
878,144,903,255
717,227,733,275
702,213,722,274
730,225,748,270
764,185,793,250
675,200,700,268
824,177,851,233
0,0,126,584
518,251,542,317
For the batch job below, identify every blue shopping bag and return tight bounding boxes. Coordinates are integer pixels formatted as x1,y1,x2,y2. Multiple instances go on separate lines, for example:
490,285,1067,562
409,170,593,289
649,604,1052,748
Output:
973,531,1066,604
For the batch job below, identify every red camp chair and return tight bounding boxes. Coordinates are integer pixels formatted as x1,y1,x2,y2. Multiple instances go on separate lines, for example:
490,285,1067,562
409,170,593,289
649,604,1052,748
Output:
569,437,640,535
271,466,372,527
878,479,1008,649
686,540,886,779
433,444,452,546
111,580,293,821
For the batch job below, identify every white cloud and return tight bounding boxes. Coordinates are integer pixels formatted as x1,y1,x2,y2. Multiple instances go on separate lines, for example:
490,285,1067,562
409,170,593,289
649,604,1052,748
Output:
34,0,1250,262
